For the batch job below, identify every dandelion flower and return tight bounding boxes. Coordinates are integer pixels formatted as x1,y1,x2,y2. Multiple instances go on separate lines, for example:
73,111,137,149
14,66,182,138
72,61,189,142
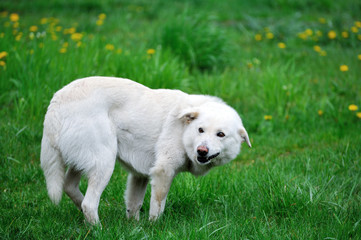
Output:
40,18,48,24
10,13,19,22
59,48,67,53
356,112,361,118
313,45,321,52
62,42,69,48
29,25,38,32
318,110,323,116
55,26,62,32
116,48,122,54
278,42,286,49
356,21,361,28
351,26,358,33
318,18,326,24
297,32,307,40
264,115,272,120
15,33,22,41
320,50,327,56
348,104,358,111
147,48,155,55
105,44,115,51
254,34,262,41
305,29,313,36
0,60,6,68
339,65,348,72
76,41,82,48
358,54,361,60
0,51,8,59
71,33,83,41
341,31,349,38
98,13,106,20
328,30,336,39
316,30,322,37
266,32,274,39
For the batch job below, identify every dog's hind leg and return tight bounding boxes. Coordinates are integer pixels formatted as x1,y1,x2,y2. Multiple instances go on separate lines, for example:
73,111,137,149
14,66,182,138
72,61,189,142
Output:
81,149,116,225
124,174,149,220
64,167,84,210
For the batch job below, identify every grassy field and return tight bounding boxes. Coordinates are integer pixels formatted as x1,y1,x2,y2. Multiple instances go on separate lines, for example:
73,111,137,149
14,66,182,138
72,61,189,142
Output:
1,0,361,239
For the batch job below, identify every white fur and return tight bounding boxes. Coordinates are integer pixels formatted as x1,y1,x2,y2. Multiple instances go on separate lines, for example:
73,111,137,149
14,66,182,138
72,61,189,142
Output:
40,76,251,224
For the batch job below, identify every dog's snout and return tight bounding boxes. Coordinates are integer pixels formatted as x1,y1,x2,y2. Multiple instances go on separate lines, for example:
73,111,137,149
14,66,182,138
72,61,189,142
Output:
197,146,209,156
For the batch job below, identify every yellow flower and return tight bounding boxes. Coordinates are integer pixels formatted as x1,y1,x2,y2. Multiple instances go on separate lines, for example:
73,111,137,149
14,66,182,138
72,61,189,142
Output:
147,48,155,55
266,32,274,39
76,41,82,48
10,13,19,22
358,54,361,60
98,13,106,20
0,51,8,59
55,26,62,32
356,112,361,118
13,22,19,28
264,115,272,120
313,45,321,52
62,42,69,48
29,25,38,32
277,42,286,49
51,34,58,41
105,44,115,51
305,29,313,36
348,104,358,111
0,60,6,68
40,18,48,25
71,33,83,41
116,48,122,54
0,33,4,38
29,49,34,55
351,26,358,33
318,17,326,24
63,27,76,35
96,20,103,26
339,65,348,72
59,47,67,53
318,110,324,116
320,50,327,56
328,30,336,39
15,33,22,41
316,30,322,37
356,21,361,28
298,32,307,40
254,34,262,41
341,31,349,38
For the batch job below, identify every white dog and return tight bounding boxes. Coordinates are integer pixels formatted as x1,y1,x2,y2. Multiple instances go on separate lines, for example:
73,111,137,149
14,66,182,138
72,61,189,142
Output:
40,76,251,224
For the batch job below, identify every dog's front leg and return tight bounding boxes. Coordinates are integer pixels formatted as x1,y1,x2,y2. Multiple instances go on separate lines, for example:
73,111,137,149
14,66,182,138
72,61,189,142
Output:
149,166,175,221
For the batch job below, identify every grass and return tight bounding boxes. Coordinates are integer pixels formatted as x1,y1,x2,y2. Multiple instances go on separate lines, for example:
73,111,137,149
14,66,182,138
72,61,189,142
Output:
1,0,361,239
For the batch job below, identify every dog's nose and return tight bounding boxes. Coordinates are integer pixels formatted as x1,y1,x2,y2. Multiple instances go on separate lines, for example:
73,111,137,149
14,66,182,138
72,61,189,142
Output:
197,146,208,156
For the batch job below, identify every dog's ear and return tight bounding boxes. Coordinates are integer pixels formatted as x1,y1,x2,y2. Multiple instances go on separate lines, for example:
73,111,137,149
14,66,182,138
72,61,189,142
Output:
239,128,251,148
179,109,199,124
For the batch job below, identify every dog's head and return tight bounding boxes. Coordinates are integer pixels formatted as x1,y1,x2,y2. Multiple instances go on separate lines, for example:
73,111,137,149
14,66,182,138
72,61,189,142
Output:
180,101,251,169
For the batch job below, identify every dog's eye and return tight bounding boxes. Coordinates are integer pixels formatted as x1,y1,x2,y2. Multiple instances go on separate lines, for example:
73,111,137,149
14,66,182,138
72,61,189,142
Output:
198,128,204,133
217,132,225,138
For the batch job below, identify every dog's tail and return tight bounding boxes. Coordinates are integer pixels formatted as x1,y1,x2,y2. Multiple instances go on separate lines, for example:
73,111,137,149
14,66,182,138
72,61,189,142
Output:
40,135,65,205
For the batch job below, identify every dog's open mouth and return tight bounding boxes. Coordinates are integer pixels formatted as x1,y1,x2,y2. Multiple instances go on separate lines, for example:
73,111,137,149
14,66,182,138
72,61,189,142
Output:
197,152,220,164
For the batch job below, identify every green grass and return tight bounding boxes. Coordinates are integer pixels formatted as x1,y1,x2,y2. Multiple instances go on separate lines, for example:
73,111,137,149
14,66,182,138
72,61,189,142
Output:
1,0,361,239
